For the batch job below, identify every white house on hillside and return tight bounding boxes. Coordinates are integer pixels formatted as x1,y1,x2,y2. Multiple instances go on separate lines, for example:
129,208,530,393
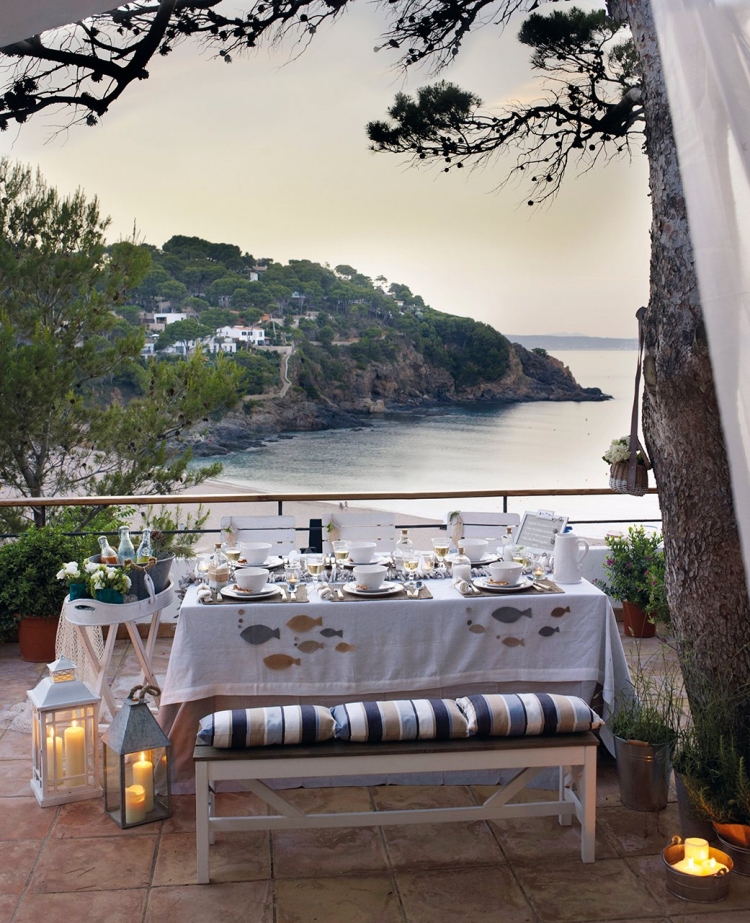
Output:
217,325,267,346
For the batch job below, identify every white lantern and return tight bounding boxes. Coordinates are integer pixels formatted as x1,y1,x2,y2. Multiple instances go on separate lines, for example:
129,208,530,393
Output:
27,656,102,807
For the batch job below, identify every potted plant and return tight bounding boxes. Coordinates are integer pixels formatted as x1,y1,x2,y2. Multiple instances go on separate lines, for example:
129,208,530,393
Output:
597,525,666,637
85,561,132,604
56,561,90,600
134,504,209,596
0,525,92,661
609,648,683,812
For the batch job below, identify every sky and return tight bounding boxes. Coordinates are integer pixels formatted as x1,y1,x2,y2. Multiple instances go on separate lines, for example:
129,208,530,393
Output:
0,1,652,338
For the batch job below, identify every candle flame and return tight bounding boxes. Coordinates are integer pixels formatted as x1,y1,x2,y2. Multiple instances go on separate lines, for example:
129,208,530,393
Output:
140,751,146,762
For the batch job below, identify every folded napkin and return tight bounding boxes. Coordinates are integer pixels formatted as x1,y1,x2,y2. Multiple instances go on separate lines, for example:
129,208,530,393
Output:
455,579,477,595
317,584,335,600
196,586,213,603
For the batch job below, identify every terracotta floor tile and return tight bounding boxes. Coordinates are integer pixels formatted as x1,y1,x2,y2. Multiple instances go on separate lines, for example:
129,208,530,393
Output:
0,841,41,894
489,812,618,862
671,914,750,923
53,796,159,838
162,790,268,836
30,835,156,893
13,888,146,922
0,797,56,840
0,760,33,797
0,730,31,758
154,830,271,885
513,856,663,923
272,824,389,879
275,873,404,923
397,865,534,923
598,804,681,856
0,893,18,923
629,854,750,915
146,881,272,923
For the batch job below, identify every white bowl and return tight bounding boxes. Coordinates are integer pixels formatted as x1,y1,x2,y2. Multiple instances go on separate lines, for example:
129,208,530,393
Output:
347,541,377,564
459,538,488,560
352,563,387,591
240,542,272,566
488,561,523,585
235,567,269,593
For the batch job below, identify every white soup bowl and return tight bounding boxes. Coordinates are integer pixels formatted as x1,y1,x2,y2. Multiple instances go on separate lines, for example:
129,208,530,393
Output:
347,541,377,564
235,567,269,594
240,542,272,566
460,538,488,561
352,564,387,591
488,561,523,585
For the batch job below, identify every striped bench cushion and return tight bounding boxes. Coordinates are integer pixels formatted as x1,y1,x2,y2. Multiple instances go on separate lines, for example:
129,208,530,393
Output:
197,705,335,749
457,693,603,737
332,698,471,742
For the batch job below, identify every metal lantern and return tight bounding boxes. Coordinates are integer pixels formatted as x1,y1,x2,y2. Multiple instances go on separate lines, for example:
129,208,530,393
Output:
101,684,172,827
27,656,102,807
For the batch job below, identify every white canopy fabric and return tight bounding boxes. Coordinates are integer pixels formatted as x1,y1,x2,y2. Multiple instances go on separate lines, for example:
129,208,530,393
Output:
0,0,116,46
652,0,750,584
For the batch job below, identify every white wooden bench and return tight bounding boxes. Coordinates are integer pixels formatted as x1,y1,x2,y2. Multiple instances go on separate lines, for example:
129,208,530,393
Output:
194,732,598,883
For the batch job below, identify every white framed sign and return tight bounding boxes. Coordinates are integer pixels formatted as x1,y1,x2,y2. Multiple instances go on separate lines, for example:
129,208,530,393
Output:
515,511,569,554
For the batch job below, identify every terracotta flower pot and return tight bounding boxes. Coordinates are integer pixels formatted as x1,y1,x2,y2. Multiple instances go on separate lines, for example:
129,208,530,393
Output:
17,615,59,663
713,822,750,849
622,600,656,638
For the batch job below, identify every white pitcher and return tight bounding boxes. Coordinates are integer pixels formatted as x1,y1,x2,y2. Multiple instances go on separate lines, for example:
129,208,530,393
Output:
553,532,589,584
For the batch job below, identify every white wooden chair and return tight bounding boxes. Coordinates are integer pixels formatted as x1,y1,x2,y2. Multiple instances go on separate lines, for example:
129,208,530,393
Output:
320,510,397,553
220,516,297,556
445,511,521,547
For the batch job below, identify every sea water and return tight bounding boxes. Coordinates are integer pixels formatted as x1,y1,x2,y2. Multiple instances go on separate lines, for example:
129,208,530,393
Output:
197,350,661,536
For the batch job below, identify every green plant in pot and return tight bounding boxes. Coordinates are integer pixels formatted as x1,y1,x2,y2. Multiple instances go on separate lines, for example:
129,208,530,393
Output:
609,647,683,812
0,525,93,661
597,525,667,637
672,661,750,856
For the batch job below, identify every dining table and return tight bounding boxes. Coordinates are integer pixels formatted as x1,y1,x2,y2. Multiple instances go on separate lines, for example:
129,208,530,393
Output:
158,574,631,790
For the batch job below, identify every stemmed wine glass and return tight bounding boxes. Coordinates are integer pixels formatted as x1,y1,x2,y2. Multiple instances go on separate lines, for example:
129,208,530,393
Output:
331,541,349,582
402,553,419,590
223,543,241,580
306,554,324,589
431,537,450,576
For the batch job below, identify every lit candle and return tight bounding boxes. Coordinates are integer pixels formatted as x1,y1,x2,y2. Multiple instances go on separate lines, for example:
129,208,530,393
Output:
124,783,146,824
46,729,63,783
684,837,710,861
64,720,86,786
132,751,154,813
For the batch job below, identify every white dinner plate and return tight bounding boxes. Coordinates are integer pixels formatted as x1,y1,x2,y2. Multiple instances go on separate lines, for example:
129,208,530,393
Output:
220,584,281,601
446,552,499,566
473,576,535,593
235,556,284,570
341,581,403,597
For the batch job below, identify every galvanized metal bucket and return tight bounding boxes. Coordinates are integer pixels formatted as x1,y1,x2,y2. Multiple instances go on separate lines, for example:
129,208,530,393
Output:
716,834,750,876
614,735,673,811
662,837,733,902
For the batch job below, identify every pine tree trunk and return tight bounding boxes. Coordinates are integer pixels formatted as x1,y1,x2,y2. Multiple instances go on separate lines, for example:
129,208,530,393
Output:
609,0,750,691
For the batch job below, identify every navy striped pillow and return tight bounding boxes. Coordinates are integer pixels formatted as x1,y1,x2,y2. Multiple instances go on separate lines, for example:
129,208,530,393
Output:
331,698,471,742
197,705,335,748
456,693,603,737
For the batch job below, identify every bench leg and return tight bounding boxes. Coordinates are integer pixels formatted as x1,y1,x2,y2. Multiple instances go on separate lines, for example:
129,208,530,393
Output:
558,767,572,826
196,762,211,884
580,750,596,863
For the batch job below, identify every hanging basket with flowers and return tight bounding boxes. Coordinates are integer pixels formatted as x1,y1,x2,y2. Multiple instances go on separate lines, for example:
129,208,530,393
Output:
604,437,651,497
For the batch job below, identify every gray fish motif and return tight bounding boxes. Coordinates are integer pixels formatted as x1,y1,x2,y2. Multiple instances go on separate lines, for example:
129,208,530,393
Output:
240,624,281,645
538,626,561,637
491,607,533,625
551,606,570,618
320,628,344,638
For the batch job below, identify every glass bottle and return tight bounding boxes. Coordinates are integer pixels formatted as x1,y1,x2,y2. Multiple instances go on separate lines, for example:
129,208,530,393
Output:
502,525,516,562
394,529,415,567
451,541,473,583
137,529,153,564
208,542,230,594
117,526,136,564
98,535,119,565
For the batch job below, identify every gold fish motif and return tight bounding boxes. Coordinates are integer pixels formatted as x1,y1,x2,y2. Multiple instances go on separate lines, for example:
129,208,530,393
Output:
297,640,324,653
468,624,486,634
335,642,356,653
502,637,525,648
263,654,301,670
286,615,323,633
551,606,571,618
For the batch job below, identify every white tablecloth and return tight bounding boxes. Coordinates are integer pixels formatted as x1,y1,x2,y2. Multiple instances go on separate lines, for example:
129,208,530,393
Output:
159,579,630,788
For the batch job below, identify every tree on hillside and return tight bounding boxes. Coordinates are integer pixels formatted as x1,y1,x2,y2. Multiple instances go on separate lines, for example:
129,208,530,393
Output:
1,2,747,701
154,317,213,353
0,160,242,531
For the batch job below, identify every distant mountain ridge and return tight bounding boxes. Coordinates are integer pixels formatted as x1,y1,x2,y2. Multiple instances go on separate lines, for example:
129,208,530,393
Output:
508,335,638,351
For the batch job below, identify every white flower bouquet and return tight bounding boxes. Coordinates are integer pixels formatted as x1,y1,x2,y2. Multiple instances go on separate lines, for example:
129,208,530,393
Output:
86,561,132,597
603,437,634,465
56,561,84,586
